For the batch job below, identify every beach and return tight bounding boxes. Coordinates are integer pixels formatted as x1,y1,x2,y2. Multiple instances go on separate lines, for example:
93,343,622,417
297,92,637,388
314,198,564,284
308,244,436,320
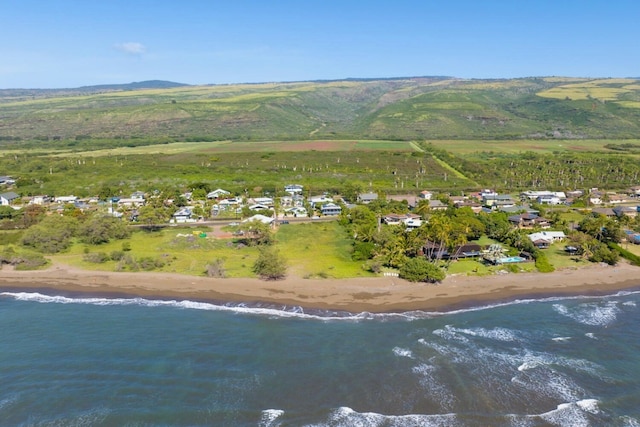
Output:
1,261,639,313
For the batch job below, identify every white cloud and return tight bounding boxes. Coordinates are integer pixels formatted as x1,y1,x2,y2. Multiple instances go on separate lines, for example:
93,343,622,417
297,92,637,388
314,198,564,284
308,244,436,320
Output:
114,42,146,55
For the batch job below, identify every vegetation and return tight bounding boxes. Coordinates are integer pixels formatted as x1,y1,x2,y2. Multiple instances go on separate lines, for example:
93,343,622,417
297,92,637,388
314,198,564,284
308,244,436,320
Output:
252,246,287,280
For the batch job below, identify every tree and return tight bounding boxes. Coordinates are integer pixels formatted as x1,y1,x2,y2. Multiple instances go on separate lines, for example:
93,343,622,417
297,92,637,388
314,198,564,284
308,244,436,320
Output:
237,219,273,245
399,258,445,283
21,215,78,253
253,246,287,280
78,215,130,245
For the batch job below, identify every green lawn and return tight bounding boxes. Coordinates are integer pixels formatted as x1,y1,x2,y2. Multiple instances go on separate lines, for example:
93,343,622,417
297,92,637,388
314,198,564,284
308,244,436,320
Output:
49,221,370,279
275,221,374,278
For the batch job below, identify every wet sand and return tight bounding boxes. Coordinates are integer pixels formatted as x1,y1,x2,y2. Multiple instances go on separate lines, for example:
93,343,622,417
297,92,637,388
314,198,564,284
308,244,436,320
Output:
1,261,639,313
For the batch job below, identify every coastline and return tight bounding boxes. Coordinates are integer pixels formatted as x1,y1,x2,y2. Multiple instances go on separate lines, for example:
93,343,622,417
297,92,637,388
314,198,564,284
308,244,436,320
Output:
1,261,639,313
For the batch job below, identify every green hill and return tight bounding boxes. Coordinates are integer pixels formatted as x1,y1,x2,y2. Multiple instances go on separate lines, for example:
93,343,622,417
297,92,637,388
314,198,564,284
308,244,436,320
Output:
1,77,640,146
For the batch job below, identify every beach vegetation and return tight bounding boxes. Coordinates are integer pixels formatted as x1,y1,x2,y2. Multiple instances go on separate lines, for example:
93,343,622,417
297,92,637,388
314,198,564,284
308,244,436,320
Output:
78,215,131,245
399,257,445,283
205,258,227,278
21,215,78,253
252,246,287,280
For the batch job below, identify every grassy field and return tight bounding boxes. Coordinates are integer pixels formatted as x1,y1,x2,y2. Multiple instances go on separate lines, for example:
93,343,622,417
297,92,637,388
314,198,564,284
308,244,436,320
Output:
49,221,369,279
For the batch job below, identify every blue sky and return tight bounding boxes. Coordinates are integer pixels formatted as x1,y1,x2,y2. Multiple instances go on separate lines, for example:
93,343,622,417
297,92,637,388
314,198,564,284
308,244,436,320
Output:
1,0,638,88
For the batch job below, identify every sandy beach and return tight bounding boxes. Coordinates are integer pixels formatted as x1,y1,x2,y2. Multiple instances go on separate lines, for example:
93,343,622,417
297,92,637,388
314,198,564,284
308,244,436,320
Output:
1,261,639,313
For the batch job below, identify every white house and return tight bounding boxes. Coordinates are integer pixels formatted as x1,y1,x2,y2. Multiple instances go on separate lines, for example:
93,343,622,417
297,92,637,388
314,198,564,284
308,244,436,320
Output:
284,207,307,217
419,190,433,200
242,214,274,225
320,202,342,216
207,189,231,199
54,195,78,204
0,192,19,206
284,184,304,195
528,231,566,244
172,207,194,223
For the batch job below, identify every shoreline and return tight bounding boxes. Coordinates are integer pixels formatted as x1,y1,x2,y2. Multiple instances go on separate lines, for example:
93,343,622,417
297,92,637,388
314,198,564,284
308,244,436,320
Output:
1,261,639,313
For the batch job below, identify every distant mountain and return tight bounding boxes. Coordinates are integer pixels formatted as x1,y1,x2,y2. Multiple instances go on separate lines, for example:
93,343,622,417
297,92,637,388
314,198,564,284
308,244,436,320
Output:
1,76,639,144
77,80,189,92
0,80,189,100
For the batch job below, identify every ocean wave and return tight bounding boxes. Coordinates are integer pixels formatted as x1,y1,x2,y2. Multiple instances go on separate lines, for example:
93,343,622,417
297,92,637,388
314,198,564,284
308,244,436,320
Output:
392,347,414,359
325,406,462,427
2,288,639,321
260,409,284,427
553,301,621,326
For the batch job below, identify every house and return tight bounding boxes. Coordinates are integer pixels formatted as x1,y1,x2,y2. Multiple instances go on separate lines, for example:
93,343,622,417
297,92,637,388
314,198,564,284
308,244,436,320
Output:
130,191,145,200
428,199,448,211
383,213,421,225
418,190,433,200
242,214,274,225
613,206,638,218
251,197,274,207
54,195,78,204
386,194,417,208
206,189,231,199
0,191,19,206
320,203,342,216
280,194,305,208
309,195,333,206
284,184,304,195
28,195,51,205
607,194,630,204
423,241,482,260
117,197,145,207
0,176,15,186
520,191,566,202
358,192,378,204
508,213,550,229
628,186,640,198
172,207,194,223
482,194,515,208
591,207,616,217
248,203,272,212
528,231,566,248
284,206,307,217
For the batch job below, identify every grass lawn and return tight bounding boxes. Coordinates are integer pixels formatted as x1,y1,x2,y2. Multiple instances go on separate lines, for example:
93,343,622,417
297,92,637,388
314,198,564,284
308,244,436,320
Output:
275,221,373,278
49,221,370,279
543,243,590,269
53,226,260,278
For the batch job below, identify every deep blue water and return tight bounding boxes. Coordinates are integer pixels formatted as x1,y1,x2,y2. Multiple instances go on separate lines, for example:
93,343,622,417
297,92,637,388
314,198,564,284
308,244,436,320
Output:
1,287,640,426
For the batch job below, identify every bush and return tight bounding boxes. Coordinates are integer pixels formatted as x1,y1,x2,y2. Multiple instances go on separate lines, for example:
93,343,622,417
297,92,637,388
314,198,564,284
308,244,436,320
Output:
399,258,445,283
83,252,110,263
205,258,226,278
252,247,287,280
609,243,640,266
352,241,375,261
110,250,125,261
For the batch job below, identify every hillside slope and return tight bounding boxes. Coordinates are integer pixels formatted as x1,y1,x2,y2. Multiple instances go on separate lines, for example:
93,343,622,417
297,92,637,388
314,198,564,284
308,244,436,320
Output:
1,77,639,144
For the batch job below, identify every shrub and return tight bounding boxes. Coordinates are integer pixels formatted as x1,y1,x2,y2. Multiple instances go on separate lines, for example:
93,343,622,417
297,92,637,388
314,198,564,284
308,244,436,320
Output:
252,246,287,280
110,250,125,261
399,258,445,283
352,241,375,261
83,252,110,263
609,243,640,266
205,258,226,278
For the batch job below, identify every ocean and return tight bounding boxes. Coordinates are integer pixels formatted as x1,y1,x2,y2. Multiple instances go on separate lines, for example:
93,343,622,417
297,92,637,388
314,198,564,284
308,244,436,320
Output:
1,286,640,426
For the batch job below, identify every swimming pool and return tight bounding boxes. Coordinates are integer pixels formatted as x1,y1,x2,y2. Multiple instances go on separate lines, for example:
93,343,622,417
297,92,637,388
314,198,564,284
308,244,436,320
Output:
497,256,526,263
